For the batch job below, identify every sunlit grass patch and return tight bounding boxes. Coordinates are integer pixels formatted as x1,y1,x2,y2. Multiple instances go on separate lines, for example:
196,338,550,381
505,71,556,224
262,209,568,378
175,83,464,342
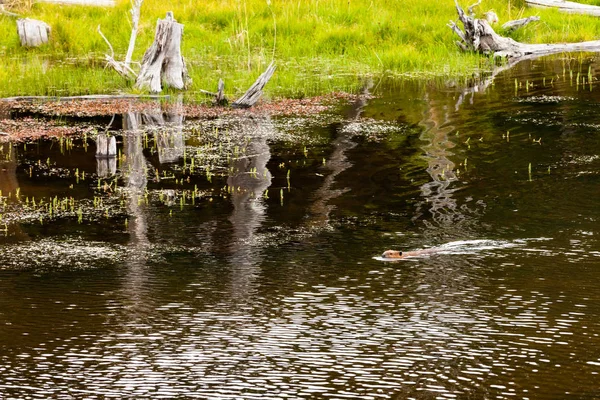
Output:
1,0,600,99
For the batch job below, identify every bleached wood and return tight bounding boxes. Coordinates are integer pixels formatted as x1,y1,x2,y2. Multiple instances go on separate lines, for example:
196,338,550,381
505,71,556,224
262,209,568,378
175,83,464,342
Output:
526,0,600,16
451,1,600,58
232,62,276,108
502,16,540,31
135,12,190,93
124,0,143,67
17,18,50,47
96,133,117,158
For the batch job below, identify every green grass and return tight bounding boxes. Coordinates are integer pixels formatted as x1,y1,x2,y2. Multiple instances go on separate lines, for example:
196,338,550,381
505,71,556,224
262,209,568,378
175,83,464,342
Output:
2,0,600,100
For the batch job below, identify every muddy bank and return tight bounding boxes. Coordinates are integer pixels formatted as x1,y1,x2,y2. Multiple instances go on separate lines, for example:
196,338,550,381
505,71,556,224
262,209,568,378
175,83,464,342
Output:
0,93,352,142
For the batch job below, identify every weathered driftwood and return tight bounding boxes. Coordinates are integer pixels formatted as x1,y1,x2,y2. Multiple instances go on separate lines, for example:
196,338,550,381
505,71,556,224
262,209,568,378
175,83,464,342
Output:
502,16,540,31
450,1,600,58
526,0,600,16
232,62,276,108
17,18,50,47
135,12,190,93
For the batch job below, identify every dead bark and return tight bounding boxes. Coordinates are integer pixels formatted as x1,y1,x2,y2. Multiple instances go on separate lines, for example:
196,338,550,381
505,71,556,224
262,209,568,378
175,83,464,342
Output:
526,0,600,16
135,11,191,93
17,18,50,47
232,62,276,108
450,0,600,59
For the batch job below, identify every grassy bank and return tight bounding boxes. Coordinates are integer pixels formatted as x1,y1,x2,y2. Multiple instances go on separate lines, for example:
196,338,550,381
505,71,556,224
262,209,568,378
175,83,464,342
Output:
2,0,600,100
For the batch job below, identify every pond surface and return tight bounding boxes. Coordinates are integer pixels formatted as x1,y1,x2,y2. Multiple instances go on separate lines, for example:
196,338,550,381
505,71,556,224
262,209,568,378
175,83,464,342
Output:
1,55,600,399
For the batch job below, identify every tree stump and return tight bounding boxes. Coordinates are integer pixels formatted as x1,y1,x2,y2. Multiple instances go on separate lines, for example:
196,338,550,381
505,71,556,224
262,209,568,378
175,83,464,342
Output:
95,133,117,177
17,18,50,47
135,12,190,93
96,133,117,158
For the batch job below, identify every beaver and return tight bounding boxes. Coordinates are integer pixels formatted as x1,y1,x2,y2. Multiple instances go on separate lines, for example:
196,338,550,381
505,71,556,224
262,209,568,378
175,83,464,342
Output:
381,248,440,259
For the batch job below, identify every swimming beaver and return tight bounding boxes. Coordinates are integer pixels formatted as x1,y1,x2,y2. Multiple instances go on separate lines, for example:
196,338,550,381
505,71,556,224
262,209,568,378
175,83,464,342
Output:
381,248,440,259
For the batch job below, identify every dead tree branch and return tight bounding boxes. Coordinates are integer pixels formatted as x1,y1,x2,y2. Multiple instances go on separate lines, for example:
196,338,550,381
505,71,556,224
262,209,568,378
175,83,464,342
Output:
124,0,143,66
98,25,137,80
502,16,540,31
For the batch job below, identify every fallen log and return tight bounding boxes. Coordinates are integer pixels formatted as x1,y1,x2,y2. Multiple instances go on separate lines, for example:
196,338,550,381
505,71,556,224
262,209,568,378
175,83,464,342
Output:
232,62,276,108
526,0,600,17
135,11,191,93
17,18,50,47
450,0,600,59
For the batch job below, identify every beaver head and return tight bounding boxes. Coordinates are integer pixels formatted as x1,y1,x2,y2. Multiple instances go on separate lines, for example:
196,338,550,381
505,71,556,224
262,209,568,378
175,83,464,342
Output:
381,250,403,258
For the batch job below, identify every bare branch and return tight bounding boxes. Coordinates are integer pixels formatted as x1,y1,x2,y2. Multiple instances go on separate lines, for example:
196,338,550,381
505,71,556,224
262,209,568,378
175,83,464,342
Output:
125,0,143,66
467,0,482,16
502,16,540,31
97,24,114,58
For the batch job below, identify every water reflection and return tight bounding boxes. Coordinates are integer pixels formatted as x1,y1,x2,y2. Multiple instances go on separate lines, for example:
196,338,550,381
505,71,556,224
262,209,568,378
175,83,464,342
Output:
119,99,186,320
226,116,273,299
307,80,372,229
0,142,28,239
0,142,18,199
417,93,460,226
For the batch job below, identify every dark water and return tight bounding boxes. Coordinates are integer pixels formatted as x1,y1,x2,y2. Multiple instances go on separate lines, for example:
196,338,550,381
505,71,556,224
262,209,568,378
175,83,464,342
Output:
1,55,600,399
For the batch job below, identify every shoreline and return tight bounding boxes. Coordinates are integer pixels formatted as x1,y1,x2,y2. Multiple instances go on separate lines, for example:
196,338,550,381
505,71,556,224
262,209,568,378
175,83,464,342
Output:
0,93,353,142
